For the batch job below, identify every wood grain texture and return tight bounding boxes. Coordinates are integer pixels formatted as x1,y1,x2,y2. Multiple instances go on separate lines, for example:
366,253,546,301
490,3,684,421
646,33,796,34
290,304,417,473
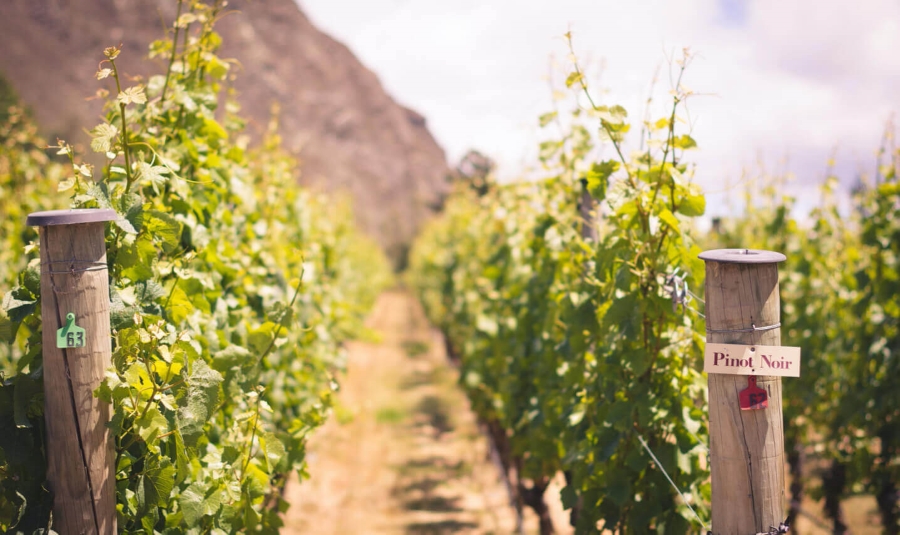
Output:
704,260,785,535
39,222,115,535
579,186,597,242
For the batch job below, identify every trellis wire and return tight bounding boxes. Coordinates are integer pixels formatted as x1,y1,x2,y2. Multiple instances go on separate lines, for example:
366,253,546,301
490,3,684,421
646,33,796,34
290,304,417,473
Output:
636,433,709,532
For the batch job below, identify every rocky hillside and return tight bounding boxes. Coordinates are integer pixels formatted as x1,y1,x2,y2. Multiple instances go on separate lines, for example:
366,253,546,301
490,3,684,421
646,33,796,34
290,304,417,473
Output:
0,0,448,266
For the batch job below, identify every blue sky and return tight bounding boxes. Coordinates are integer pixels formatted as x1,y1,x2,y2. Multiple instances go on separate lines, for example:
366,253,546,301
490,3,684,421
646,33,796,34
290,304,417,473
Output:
716,0,747,26
297,0,900,217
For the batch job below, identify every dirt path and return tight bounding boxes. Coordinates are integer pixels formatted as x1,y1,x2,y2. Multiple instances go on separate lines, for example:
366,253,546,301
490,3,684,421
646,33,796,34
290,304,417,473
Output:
281,290,563,534
279,289,885,535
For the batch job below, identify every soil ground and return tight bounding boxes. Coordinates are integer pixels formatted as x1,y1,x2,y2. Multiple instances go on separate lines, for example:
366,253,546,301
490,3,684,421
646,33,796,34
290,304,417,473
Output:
281,290,571,534
280,290,882,534
791,491,881,534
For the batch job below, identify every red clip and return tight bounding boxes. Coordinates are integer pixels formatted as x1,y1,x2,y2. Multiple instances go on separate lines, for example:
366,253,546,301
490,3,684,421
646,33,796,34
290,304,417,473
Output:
739,376,768,410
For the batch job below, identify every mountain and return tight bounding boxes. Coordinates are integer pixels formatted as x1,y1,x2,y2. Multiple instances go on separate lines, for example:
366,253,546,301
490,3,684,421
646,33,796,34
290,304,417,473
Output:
0,0,448,266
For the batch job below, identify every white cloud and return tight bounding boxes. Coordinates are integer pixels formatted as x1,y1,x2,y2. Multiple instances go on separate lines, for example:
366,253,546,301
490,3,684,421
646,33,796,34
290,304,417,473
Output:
298,0,899,215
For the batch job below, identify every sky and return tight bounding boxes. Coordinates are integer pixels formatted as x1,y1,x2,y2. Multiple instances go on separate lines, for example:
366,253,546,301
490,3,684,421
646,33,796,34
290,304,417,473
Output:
297,0,900,217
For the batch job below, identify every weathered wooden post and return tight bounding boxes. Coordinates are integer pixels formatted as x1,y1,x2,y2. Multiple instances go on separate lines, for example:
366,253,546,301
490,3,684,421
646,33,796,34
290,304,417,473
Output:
699,248,801,535
27,209,118,534
579,179,597,243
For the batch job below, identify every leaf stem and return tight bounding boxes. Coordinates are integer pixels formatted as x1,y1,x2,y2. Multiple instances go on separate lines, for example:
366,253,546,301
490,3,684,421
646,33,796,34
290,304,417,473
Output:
258,265,305,364
240,390,263,482
160,0,184,105
109,58,134,187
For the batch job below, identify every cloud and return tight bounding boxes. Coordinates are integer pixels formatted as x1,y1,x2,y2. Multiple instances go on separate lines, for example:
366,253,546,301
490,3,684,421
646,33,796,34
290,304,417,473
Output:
298,0,899,215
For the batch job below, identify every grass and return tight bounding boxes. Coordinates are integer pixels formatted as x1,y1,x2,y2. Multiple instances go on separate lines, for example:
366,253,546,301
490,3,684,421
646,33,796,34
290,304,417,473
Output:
402,339,430,358
375,406,405,425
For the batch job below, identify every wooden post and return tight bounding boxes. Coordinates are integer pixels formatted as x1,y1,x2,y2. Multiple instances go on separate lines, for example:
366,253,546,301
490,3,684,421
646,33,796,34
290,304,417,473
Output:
579,179,597,242
699,248,787,535
27,209,118,535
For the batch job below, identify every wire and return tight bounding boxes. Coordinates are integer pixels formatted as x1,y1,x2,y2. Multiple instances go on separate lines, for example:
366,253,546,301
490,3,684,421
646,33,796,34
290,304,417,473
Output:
686,288,705,304
636,433,709,532
664,270,706,319
686,304,706,319
706,322,781,334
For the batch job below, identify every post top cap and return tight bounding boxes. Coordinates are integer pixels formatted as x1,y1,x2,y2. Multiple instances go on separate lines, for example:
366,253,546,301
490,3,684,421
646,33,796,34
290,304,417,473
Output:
699,248,786,264
26,208,119,227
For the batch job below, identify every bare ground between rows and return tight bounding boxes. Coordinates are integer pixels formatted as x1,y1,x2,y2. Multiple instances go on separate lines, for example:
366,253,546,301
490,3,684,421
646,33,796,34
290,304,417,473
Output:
278,290,887,535
280,290,570,534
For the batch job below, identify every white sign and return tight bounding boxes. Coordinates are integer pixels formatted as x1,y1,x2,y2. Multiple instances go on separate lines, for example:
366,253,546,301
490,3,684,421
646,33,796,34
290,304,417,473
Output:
704,343,802,377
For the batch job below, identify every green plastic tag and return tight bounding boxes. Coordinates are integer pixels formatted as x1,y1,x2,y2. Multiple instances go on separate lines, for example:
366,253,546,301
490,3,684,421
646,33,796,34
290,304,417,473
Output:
56,313,86,349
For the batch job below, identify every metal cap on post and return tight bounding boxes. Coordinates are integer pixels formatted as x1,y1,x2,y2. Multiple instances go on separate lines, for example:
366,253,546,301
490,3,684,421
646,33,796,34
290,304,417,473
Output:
698,248,786,265
699,248,787,535
26,208,118,227
29,208,118,535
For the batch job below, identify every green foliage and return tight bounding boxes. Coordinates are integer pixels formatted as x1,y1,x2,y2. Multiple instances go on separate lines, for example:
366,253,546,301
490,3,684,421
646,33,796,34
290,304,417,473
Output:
711,153,900,529
0,107,67,370
410,43,709,533
415,35,900,531
0,73,22,125
0,1,389,533
853,176,900,529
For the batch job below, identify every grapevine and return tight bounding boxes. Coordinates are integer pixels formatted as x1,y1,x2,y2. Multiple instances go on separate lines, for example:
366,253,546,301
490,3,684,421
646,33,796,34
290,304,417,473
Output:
411,42,710,533
0,1,390,532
